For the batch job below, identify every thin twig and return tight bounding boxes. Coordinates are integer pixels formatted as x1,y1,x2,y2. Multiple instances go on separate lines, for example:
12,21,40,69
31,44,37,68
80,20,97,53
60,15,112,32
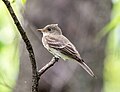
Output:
38,57,59,77
2,0,38,92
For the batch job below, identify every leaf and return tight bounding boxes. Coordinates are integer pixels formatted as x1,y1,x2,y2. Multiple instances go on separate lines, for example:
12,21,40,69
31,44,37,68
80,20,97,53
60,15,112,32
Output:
21,0,26,5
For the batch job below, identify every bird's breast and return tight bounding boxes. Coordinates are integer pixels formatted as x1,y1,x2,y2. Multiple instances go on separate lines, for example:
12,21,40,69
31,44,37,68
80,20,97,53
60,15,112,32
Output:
42,37,49,49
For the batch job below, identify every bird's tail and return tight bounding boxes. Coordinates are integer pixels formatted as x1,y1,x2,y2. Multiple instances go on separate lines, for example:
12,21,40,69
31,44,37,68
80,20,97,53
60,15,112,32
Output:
77,59,96,77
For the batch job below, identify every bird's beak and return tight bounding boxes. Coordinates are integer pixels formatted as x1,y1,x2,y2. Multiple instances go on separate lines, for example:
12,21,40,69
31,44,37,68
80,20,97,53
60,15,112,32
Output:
37,29,43,32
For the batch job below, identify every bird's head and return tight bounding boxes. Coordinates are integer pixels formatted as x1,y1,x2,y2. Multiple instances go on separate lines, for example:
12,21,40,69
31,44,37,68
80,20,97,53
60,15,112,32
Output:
37,24,62,35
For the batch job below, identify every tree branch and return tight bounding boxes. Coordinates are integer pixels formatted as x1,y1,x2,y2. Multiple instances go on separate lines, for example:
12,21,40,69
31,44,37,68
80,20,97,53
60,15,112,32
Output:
38,57,59,77
2,0,38,92
2,0,59,92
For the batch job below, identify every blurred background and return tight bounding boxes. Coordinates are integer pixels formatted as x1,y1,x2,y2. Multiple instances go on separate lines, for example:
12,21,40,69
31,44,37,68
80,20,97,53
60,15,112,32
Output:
0,0,120,92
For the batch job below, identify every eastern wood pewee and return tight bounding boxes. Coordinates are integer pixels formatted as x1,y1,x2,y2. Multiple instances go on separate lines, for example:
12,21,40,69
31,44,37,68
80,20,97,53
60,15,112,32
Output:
37,24,95,77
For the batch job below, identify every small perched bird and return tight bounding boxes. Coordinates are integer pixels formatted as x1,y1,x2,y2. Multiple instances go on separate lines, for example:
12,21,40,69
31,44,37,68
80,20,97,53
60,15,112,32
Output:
37,24,95,77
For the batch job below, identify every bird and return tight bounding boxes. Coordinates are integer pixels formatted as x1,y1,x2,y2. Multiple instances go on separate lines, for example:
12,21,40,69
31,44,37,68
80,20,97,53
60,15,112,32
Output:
37,24,95,77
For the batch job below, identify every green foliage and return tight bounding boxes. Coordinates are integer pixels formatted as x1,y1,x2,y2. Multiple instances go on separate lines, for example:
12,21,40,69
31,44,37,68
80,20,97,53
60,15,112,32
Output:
0,0,24,91
21,0,26,5
102,0,120,92
97,0,120,41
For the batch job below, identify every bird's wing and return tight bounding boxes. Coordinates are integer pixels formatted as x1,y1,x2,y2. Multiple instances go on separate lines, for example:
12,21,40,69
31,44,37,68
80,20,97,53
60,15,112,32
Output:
45,35,95,77
45,35,81,60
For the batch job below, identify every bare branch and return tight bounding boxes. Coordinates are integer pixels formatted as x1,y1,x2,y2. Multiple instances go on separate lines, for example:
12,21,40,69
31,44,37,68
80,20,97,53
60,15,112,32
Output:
38,57,59,77
2,0,38,92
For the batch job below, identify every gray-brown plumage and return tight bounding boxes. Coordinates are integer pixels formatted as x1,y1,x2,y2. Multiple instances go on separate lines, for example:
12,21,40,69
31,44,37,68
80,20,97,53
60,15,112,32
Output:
37,24,95,77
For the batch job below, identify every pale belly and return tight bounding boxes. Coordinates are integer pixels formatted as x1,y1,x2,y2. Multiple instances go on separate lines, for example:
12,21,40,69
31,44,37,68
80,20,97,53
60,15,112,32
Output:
42,37,70,60
49,48,70,60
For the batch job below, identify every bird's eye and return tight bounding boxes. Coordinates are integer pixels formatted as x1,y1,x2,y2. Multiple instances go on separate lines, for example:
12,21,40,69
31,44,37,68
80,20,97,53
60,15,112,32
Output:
47,28,51,31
